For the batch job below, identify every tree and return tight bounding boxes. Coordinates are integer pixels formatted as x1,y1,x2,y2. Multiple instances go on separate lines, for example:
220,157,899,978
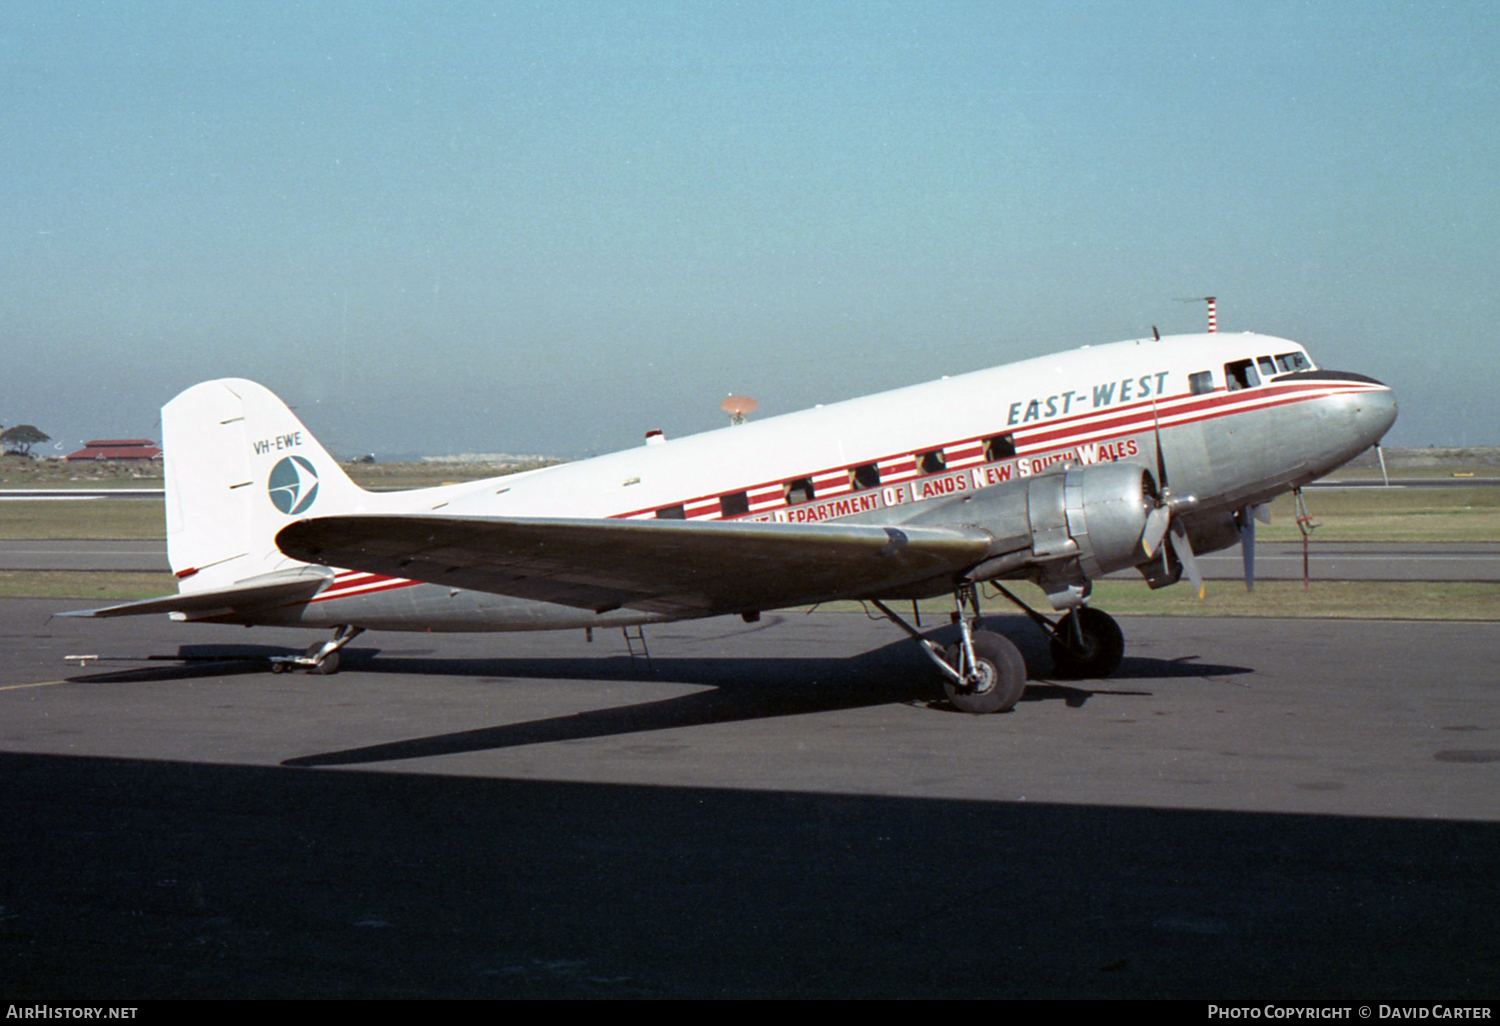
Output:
1,424,49,457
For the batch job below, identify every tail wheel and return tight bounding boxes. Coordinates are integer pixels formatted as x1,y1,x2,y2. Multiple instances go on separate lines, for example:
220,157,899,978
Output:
1050,608,1124,679
303,642,341,675
942,630,1027,714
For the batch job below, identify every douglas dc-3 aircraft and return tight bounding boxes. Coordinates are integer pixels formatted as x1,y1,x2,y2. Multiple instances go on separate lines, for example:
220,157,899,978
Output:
69,331,1396,713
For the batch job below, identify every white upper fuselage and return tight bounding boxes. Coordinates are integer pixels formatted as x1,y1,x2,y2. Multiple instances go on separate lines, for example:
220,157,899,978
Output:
409,332,1312,520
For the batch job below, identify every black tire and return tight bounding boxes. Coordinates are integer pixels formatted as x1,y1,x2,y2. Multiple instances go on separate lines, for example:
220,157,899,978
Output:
1050,607,1125,679
941,630,1027,714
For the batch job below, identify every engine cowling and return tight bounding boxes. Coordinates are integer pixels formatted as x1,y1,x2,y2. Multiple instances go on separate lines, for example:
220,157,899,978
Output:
955,461,1155,594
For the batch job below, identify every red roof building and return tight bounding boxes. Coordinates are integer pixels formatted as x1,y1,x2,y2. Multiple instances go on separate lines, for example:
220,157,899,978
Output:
65,439,163,461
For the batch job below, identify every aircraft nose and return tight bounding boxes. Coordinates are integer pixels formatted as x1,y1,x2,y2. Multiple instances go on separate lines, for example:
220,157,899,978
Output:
1355,382,1398,447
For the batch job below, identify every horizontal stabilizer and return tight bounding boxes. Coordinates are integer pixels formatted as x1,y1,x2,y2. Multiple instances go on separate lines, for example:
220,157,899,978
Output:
60,567,333,620
277,514,993,616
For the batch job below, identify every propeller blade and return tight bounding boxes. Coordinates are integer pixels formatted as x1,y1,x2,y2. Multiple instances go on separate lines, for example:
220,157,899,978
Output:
1150,401,1169,492
1239,506,1256,592
1252,503,1271,525
1141,506,1171,558
1170,520,1205,599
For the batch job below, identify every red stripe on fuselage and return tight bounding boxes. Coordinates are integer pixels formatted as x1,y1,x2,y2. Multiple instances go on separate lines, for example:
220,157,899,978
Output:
308,576,422,604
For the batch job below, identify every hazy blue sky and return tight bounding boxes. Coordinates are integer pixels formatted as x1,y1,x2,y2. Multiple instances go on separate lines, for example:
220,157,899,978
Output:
3,1,1495,457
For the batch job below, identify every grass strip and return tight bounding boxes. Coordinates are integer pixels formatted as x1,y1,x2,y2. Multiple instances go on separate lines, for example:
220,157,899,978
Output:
816,580,1500,621
1257,486,1500,543
0,571,177,600
0,500,167,540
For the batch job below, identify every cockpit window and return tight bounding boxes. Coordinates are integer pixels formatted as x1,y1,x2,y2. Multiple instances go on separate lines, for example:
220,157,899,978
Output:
1224,359,1260,391
1274,351,1312,373
1257,356,1277,378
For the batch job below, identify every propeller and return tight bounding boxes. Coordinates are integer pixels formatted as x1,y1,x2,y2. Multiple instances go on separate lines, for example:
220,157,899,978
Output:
1141,402,1269,597
1141,402,1204,598
1169,519,1205,600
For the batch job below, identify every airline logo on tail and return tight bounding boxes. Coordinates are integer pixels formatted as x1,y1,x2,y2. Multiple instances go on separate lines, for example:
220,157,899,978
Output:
268,456,320,515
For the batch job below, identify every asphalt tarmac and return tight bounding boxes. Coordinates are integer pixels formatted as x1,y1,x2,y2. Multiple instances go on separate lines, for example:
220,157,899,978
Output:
2,600,1498,998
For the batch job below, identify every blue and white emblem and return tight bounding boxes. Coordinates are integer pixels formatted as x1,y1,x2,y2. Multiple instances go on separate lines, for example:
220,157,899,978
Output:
268,455,320,515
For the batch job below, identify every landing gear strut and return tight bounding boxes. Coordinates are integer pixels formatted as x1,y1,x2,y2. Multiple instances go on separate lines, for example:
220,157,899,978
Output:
872,584,1027,714
269,624,365,675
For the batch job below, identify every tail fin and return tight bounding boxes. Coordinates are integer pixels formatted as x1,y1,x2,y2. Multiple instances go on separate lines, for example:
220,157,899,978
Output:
163,379,371,592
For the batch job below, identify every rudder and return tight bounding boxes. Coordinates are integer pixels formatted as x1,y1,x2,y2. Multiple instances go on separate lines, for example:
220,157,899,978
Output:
163,379,371,592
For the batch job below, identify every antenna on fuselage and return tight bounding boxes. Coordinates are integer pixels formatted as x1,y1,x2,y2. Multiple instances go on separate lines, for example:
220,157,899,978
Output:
1176,296,1218,333
721,395,758,426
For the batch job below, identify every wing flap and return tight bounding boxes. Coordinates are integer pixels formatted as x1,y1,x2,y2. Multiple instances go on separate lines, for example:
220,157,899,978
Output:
276,515,992,615
60,567,333,620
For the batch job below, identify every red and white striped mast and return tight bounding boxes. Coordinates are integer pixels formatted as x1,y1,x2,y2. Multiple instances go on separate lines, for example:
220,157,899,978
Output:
1177,295,1218,333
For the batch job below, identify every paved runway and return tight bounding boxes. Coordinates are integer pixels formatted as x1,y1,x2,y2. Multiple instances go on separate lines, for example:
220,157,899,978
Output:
9,537,1500,582
2,600,1498,998
1311,477,1500,488
1126,541,1500,582
0,488,164,500
0,539,170,571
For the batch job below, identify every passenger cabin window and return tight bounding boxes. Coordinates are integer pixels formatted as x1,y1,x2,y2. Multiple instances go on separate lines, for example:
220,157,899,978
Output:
784,478,815,505
1188,371,1214,395
1274,351,1311,373
655,504,686,520
1257,356,1277,378
918,449,947,474
984,434,1016,461
720,491,750,517
1224,359,1260,391
850,463,881,490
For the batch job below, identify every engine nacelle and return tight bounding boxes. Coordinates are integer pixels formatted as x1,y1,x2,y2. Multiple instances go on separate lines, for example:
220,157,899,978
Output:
1023,462,1155,580
957,461,1155,598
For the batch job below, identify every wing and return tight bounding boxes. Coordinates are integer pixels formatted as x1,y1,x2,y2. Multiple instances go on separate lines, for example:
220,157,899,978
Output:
276,515,994,616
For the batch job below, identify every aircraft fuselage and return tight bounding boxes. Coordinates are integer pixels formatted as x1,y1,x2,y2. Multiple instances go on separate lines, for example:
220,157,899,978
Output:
240,331,1394,631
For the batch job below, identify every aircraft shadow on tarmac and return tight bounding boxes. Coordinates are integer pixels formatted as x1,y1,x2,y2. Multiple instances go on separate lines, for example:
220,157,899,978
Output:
66,613,1247,767
4,747,1497,999
62,616,1251,767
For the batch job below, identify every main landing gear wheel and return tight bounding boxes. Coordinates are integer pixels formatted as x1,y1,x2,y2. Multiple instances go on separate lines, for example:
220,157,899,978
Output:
1049,607,1124,679
942,630,1027,714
